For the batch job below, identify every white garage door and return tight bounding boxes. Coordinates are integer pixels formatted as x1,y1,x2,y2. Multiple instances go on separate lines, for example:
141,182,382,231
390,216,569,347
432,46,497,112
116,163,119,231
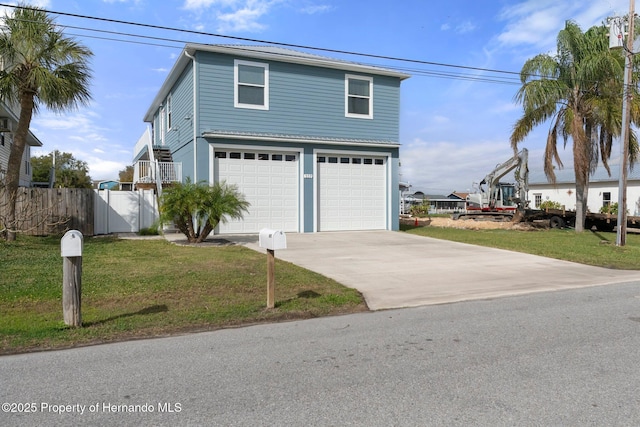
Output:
317,154,387,231
214,149,299,234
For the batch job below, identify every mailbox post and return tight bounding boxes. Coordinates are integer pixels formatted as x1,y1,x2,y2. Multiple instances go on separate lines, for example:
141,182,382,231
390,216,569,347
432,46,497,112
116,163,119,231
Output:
258,228,287,309
61,230,83,327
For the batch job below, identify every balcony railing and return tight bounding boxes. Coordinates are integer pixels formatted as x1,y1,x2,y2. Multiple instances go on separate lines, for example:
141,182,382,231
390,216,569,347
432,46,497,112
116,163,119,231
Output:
134,160,182,185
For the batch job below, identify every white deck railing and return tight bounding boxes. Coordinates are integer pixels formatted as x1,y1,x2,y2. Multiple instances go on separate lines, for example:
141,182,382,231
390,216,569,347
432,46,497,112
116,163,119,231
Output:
134,161,182,185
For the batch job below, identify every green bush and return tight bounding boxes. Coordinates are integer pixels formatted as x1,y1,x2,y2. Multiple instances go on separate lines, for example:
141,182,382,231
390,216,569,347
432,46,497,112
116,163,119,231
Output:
409,201,430,217
139,225,159,236
600,202,628,215
539,200,563,210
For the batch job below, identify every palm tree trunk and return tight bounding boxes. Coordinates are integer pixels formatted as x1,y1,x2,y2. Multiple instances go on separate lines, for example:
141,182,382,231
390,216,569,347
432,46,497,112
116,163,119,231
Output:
574,180,589,232
4,92,35,241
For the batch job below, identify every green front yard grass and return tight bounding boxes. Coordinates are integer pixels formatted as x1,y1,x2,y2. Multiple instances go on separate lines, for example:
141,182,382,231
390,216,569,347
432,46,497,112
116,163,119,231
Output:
402,223,640,270
4,225,640,355
0,236,366,355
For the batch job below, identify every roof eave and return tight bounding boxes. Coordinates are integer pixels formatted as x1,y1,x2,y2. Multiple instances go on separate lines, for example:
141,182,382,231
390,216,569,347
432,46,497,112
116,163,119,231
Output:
187,44,410,80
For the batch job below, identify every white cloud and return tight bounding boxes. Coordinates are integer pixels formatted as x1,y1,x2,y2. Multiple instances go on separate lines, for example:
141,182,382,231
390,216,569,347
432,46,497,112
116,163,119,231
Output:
440,20,476,34
400,139,518,193
496,0,629,51
299,4,332,15
455,21,476,34
182,0,281,33
217,5,269,32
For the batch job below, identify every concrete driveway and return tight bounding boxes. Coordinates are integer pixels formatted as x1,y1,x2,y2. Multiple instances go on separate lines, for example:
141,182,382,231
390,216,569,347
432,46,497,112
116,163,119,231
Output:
241,230,640,310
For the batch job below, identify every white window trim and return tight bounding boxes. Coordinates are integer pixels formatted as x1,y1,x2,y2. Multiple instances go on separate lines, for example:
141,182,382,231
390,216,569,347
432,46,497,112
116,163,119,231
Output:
159,106,165,145
234,59,269,110
167,94,172,130
345,74,373,119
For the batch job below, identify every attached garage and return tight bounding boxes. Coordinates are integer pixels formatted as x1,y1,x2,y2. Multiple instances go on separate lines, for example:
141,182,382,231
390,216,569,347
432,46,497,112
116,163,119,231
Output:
213,148,300,233
316,153,388,231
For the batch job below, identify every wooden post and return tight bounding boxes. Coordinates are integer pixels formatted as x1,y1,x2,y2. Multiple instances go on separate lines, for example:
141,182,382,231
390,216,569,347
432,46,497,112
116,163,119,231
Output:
63,256,82,327
61,230,83,327
267,249,275,309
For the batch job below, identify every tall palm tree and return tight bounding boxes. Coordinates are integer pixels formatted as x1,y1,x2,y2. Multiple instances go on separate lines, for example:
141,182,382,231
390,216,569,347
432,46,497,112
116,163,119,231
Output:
0,4,92,241
511,21,639,232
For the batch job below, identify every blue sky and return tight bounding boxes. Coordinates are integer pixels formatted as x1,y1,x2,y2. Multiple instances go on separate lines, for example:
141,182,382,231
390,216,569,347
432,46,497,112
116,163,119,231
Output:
18,0,631,193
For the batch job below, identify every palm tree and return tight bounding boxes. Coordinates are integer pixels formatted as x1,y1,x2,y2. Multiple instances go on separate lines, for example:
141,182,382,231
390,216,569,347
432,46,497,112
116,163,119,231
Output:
0,4,92,241
510,21,639,232
159,179,250,243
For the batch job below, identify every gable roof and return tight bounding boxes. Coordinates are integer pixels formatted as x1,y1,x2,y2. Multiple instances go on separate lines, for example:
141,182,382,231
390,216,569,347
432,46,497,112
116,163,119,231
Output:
144,43,410,122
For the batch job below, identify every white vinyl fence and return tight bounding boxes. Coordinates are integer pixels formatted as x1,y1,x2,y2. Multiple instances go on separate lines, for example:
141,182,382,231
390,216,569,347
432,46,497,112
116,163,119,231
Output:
94,189,158,235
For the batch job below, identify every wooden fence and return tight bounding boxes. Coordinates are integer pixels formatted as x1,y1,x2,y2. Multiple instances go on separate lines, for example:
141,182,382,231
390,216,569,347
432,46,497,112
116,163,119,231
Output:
1,187,95,236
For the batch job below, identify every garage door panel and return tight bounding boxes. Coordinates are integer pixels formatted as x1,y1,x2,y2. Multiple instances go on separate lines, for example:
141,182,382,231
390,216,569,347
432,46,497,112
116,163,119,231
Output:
215,149,299,234
318,154,387,231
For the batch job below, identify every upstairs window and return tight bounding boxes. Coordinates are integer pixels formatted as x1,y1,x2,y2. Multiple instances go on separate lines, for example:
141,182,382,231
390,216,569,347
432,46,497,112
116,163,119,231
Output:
235,60,269,110
345,74,373,119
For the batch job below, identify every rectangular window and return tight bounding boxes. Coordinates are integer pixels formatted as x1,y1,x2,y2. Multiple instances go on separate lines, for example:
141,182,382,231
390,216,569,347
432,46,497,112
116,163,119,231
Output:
235,59,269,110
534,193,542,208
340,157,349,164
328,157,338,164
230,152,241,159
272,154,283,161
0,134,4,146
258,153,269,160
603,192,611,207
352,158,361,164
317,156,326,163
345,74,373,118
374,159,384,165
285,154,296,162
244,153,255,160
364,158,373,165
215,151,227,158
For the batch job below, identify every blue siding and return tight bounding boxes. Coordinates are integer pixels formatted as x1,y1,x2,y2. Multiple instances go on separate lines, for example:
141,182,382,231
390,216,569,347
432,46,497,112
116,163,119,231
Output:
196,52,401,142
163,63,194,154
145,47,403,232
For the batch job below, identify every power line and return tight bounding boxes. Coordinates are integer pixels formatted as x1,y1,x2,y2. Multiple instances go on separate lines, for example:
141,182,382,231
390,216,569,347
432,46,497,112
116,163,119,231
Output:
0,2,524,83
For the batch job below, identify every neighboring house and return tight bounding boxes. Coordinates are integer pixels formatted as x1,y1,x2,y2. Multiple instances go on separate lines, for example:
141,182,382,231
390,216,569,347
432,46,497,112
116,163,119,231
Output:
0,101,42,187
528,165,640,215
134,44,410,234
402,191,466,213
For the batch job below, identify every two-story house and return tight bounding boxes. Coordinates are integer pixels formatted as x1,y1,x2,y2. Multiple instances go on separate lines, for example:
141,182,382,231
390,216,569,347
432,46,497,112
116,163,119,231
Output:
134,44,409,234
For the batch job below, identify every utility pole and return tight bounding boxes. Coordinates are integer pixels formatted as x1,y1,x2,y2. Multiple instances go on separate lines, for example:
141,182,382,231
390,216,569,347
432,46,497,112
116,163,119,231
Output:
614,0,635,247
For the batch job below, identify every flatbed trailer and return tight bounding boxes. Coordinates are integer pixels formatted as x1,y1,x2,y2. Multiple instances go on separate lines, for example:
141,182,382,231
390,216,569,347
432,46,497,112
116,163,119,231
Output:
455,208,640,231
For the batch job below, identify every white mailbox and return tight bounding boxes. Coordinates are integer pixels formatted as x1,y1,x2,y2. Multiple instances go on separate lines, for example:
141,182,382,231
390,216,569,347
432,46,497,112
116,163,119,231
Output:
259,228,287,250
61,230,84,257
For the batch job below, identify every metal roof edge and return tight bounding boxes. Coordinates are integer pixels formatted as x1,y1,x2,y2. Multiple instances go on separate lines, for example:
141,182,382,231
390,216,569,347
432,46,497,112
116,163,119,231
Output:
203,130,400,148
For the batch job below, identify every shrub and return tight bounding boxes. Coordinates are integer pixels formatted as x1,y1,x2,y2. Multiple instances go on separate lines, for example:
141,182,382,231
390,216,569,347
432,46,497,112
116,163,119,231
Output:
159,179,250,243
409,200,430,217
539,200,563,210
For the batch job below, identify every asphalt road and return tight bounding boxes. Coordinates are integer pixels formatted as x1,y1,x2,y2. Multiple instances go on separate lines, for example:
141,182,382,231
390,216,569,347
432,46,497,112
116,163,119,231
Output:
2,281,640,426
